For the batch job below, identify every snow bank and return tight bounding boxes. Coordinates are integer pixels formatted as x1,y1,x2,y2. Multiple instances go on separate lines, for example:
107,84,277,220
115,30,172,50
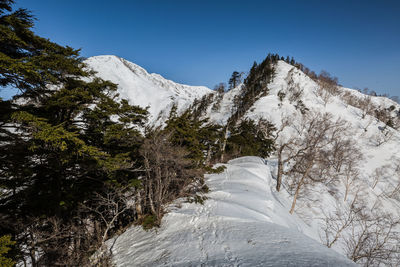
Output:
108,156,355,266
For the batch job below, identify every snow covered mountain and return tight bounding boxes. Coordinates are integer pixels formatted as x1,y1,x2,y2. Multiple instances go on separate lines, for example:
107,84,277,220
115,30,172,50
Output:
89,56,400,266
85,55,211,125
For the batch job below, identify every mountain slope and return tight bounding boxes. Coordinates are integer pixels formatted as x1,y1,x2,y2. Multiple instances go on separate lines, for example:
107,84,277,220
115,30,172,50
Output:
85,55,211,125
205,60,400,260
108,157,355,267
91,56,400,265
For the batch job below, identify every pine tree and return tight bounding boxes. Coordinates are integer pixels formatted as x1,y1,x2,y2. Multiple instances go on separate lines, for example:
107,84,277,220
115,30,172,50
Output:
0,1,148,264
228,71,241,89
226,119,275,158
0,235,15,267
164,108,222,166
229,54,276,123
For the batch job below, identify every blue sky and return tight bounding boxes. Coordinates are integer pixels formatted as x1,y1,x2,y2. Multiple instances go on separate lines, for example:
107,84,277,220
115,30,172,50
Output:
2,0,399,99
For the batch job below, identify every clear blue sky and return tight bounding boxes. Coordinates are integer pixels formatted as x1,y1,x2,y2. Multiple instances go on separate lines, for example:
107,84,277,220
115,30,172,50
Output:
2,0,400,99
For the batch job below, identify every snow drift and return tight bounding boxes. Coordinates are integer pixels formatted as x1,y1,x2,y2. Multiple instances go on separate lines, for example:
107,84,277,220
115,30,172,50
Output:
108,157,355,266
88,55,400,265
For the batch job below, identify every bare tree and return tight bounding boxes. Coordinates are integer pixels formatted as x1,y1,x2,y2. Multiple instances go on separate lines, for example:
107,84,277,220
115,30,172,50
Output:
342,161,360,202
316,85,332,106
358,96,375,119
371,165,390,190
278,112,349,213
386,159,400,200
318,71,340,95
370,126,394,146
139,131,204,222
17,215,104,266
285,68,304,103
322,191,362,248
81,184,135,262
344,207,400,266
322,194,400,266
274,116,292,192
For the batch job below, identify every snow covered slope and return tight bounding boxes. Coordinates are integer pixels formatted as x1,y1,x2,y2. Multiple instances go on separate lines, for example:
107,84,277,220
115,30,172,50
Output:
205,60,400,261
84,55,211,125
91,56,399,265
109,157,355,266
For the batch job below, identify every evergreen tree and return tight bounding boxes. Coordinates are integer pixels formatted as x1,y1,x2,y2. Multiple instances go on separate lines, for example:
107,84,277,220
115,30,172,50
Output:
0,1,148,264
0,235,15,267
228,71,241,89
229,54,277,123
164,106,222,166
226,119,275,158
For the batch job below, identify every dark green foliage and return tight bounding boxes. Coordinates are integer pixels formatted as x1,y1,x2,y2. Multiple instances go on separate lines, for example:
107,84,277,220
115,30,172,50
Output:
0,1,278,263
141,215,159,230
191,93,214,120
229,53,279,124
211,83,226,111
226,119,275,158
0,1,148,264
204,165,226,174
0,235,15,267
0,0,86,99
187,194,208,205
164,106,223,166
228,71,241,89
201,184,210,193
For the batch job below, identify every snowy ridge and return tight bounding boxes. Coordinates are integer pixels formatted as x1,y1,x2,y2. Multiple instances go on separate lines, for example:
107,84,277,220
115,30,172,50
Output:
84,55,211,125
207,60,400,258
91,56,400,265
109,157,355,266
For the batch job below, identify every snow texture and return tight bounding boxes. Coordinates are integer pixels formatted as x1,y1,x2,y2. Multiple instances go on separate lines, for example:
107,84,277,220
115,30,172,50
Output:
90,56,400,266
85,55,211,125
108,157,355,267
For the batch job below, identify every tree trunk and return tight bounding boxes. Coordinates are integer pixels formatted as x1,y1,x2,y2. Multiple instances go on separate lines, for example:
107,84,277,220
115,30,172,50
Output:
276,146,284,192
135,191,143,219
344,183,349,202
205,144,212,166
289,163,313,214
220,126,229,162
289,179,302,214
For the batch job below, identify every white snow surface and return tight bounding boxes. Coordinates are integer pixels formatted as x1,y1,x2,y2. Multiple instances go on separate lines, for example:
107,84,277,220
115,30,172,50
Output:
109,157,355,267
90,57,400,265
84,55,211,125
205,61,400,259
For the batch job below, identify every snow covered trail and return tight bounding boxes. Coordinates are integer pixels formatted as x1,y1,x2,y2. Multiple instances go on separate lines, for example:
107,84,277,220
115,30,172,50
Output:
108,157,355,266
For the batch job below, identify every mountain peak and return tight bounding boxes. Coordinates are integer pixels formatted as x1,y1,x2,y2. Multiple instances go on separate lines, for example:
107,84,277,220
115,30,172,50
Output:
84,55,211,125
